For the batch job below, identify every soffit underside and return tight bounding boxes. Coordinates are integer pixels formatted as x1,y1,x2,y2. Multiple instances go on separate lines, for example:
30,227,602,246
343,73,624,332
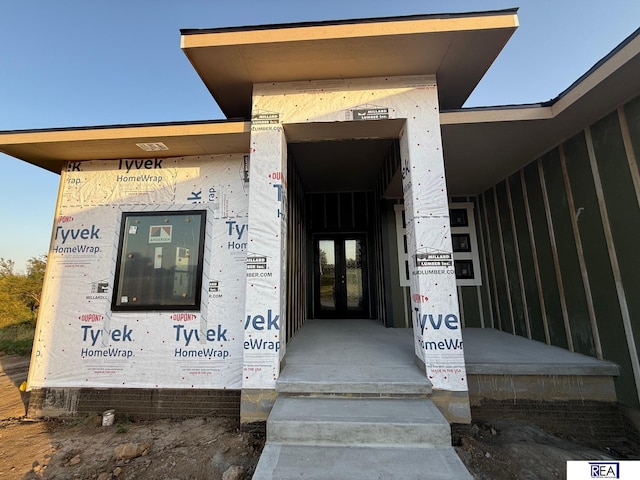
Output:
0,121,252,174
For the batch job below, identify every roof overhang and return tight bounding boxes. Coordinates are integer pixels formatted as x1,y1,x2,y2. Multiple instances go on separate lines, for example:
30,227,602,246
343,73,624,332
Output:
438,25,640,195
180,10,519,118
2,22,638,198
0,120,251,174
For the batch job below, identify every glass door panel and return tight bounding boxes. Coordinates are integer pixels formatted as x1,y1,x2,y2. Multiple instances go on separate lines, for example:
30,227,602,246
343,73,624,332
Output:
345,239,363,310
314,235,368,318
318,240,336,311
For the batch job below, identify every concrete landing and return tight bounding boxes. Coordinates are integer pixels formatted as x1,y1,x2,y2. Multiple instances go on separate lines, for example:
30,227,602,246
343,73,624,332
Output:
278,319,430,395
282,319,417,369
254,444,472,480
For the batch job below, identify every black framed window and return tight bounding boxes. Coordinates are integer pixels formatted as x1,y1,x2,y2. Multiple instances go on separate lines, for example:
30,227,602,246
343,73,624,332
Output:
451,233,471,252
449,208,469,227
112,211,206,311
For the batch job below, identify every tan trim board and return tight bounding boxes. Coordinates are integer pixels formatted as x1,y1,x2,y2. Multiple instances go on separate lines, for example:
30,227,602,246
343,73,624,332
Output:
0,121,251,145
181,14,519,49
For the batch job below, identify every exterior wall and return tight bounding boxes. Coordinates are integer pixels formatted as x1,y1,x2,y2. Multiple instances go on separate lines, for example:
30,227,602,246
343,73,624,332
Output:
465,94,640,408
385,194,487,329
27,154,250,391
246,75,469,422
380,200,411,328
241,120,288,392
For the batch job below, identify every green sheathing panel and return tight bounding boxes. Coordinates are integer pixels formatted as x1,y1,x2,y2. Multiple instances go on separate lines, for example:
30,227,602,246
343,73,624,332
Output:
508,173,546,343
474,195,494,327
495,181,527,337
381,201,407,328
482,188,512,333
460,286,481,328
540,149,596,356
563,130,638,407
591,111,640,392
624,95,640,157
523,162,569,349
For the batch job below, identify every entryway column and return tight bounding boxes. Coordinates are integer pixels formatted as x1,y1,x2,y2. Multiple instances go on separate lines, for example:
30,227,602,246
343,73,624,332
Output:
241,112,288,425
399,88,471,423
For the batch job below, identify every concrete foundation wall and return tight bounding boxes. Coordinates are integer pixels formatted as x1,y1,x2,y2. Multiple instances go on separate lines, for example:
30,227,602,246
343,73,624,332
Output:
465,400,640,451
28,388,240,421
467,374,617,404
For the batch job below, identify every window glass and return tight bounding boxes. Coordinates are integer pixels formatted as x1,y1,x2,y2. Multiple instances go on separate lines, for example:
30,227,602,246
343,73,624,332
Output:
112,211,206,311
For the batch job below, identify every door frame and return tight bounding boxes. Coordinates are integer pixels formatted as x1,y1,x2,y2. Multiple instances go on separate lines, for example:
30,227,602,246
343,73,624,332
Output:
312,232,370,319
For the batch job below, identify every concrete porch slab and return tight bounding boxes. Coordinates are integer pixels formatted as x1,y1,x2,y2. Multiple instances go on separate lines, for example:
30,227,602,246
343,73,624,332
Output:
279,320,621,406
462,328,620,376
279,319,431,395
283,319,417,367
283,320,619,377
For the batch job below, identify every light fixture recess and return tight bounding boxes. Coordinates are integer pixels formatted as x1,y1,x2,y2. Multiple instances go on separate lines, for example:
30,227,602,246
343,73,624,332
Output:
136,142,168,151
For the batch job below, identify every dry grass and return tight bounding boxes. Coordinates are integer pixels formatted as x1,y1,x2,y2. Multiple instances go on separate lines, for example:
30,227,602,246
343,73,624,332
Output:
0,322,34,356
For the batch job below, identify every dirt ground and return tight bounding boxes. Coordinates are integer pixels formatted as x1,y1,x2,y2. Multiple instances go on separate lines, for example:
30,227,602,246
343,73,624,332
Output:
1,353,638,480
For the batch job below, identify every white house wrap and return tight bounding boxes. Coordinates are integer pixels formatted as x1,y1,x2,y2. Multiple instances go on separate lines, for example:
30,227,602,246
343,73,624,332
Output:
28,155,249,389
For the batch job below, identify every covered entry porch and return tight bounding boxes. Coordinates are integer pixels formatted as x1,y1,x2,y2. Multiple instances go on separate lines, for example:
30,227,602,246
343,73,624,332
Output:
253,318,621,478
279,319,619,408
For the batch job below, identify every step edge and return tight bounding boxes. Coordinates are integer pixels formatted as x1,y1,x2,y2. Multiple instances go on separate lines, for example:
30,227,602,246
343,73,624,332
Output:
263,441,456,449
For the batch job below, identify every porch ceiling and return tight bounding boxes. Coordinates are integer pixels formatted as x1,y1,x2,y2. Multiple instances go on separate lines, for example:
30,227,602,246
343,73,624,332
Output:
289,139,396,193
180,10,518,118
286,119,401,194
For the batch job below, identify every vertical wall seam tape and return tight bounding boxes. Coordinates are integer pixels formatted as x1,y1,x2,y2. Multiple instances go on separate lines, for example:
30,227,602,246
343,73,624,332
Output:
457,285,465,328
506,176,532,340
585,126,640,404
493,185,516,334
520,169,551,345
558,144,603,359
474,197,490,329
476,286,485,329
480,191,499,330
538,158,574,352
617,106,640,212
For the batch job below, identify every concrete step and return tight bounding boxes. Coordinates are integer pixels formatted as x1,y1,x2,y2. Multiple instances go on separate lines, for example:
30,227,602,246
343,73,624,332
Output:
268,396,451,447
277,365,432,395
253,443,472,480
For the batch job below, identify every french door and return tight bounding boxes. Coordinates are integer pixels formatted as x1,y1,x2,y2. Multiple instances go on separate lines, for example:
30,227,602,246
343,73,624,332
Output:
313,234,368,318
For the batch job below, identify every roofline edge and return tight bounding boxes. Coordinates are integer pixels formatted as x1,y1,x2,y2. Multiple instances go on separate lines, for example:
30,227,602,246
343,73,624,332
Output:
179,8,520,36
